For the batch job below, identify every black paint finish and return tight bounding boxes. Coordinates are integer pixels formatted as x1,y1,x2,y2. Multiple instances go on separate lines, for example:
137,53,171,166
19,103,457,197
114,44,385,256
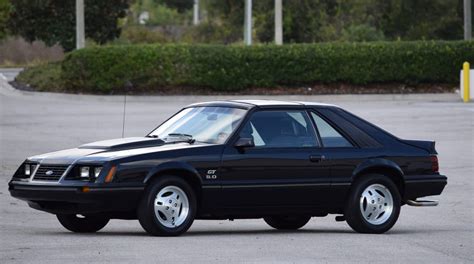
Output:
8,100,447,220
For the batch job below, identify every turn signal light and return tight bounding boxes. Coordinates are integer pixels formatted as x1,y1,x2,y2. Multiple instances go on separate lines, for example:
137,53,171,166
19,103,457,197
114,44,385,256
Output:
105,166,117,183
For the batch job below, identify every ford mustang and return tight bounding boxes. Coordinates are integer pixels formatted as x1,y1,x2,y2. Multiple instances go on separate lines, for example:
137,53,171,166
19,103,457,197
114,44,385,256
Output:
8,100,447,236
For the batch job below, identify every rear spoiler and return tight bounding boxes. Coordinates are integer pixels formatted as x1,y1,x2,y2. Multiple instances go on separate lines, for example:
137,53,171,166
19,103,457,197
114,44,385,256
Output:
401,139,437,154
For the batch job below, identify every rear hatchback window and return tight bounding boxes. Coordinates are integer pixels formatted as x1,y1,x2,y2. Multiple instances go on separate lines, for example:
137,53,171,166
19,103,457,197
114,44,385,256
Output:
311,112,353,147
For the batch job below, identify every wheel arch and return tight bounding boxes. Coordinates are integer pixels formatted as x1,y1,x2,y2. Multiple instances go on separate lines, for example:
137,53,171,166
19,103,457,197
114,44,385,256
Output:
352,159,405,196
144,161,203,203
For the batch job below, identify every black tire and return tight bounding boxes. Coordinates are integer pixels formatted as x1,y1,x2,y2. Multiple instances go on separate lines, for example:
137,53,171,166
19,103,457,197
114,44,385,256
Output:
138,175,197,236
56,214,109,233
344,174,401,234
264,216,311,230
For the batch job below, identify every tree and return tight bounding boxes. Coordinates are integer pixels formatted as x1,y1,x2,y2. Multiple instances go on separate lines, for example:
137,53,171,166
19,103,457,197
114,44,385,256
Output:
380,0,464,40
130,0,188,26
8,0,130,51
202,0,245,43
161,0,193,13
212,0,386,43
0,0,10,39
205,0,464,43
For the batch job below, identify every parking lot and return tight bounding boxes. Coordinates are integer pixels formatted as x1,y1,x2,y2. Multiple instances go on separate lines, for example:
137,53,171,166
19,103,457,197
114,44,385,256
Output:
0,79,473,263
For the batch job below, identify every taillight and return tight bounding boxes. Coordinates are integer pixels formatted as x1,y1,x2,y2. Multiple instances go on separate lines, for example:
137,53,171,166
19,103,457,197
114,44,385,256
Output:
430,155,439,173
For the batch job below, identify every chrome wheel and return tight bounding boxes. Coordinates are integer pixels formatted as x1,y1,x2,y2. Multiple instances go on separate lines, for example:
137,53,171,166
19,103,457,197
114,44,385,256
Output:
154,185,189,228
359,183,394,225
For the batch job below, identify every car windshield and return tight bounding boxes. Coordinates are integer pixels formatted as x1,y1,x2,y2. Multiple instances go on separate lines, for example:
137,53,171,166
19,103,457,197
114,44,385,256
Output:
148,106,247,144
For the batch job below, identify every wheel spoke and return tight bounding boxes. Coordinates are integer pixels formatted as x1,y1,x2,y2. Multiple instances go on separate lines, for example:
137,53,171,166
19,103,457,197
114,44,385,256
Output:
155,204,168,212
156,195,168,205
156,206,172,220
363,209,372,219
363,202,373,218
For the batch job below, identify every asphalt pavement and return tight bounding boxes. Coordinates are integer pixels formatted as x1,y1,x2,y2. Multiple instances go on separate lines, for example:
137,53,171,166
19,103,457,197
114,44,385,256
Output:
0,78,473,263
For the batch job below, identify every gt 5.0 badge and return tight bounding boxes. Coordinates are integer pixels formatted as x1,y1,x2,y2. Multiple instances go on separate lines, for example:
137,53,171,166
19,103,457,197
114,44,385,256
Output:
206,170,217,180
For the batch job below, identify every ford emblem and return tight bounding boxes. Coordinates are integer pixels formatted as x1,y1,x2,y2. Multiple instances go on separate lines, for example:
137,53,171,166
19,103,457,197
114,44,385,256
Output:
45,170,54,176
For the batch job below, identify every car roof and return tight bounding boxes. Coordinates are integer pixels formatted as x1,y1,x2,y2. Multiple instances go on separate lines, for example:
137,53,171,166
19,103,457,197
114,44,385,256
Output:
187,100,338,109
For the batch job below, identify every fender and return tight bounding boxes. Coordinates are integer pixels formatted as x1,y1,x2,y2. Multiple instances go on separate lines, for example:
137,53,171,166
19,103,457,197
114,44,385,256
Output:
352,158,404,180
144,161,202,185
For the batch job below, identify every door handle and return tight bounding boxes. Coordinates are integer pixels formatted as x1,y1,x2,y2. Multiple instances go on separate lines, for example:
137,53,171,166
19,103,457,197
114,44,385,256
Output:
309,155,325,163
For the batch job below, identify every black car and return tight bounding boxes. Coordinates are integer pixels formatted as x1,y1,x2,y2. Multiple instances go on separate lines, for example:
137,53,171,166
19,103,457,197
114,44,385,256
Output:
9,100,447,236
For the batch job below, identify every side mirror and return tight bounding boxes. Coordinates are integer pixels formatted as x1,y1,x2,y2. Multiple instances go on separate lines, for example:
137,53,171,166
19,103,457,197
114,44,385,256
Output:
234,137,255,148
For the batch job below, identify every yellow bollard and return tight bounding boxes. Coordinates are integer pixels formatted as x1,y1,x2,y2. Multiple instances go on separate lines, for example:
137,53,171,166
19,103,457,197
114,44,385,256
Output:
463,62,470,103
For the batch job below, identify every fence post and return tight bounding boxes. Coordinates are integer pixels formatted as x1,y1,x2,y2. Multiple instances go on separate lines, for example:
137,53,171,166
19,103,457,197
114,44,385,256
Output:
463,62,470,103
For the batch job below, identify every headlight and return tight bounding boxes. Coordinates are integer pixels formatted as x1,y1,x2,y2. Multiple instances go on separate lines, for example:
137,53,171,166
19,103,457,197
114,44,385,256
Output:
25,164,31,176
22,163,37,178
65,165,104,181
94,167,102,178
80,166,90,178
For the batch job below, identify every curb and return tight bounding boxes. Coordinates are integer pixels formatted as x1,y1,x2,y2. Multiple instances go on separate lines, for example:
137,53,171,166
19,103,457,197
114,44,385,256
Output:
0,77,463,103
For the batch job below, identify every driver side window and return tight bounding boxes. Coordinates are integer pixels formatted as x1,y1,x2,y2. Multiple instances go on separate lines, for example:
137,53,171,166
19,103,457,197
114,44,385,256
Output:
239,110,318,148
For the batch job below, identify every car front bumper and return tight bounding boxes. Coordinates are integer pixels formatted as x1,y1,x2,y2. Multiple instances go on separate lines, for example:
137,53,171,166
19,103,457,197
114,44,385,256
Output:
403,174,447,200
9,181,144,215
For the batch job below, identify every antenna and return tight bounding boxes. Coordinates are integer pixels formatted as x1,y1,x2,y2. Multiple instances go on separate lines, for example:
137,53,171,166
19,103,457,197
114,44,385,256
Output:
122,81,133,138
121,93,127,138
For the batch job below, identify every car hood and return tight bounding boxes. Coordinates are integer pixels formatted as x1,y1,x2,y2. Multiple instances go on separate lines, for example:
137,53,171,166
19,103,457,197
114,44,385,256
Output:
79,137,165,150
27,137,211,165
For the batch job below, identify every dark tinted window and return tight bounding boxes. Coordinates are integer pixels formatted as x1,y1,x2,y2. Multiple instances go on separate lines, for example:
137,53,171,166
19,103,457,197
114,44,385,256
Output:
318,108,382,148
240,110,318,148
311,112,353,147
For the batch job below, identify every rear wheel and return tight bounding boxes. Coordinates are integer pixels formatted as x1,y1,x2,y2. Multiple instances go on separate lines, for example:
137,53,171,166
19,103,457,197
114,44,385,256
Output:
138,175,196,236
56,214,109,233
344,174,401,234
264,216,311,230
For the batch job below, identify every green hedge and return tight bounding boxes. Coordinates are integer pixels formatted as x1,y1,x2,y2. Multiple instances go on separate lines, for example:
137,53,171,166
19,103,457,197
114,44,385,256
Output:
57,41,474,93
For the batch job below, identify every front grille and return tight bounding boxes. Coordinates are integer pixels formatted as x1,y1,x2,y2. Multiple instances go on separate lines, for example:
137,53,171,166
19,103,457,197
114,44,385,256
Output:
33,165,69,181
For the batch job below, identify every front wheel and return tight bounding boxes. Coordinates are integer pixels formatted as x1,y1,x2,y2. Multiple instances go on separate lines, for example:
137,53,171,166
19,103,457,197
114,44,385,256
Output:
138,176,196,236
344,174,401,234
264,216,311,230
56,214,109,233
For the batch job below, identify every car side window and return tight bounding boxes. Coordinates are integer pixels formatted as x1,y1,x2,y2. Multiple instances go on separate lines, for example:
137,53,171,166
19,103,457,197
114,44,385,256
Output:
311,112,353,147
239,110,318,148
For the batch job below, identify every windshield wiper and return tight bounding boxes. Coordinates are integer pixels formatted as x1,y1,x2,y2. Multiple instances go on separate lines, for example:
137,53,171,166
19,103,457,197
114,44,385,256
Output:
146,135,159,138
168,133,193,138
166,133,196,144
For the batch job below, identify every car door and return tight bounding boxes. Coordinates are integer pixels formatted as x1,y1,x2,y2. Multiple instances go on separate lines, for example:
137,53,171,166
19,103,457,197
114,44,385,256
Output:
309,110,360,206
218,108,332,210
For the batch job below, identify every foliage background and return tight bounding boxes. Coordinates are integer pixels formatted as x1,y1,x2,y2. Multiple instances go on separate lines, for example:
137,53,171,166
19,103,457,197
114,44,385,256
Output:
2,0,471,49
2,0,473,93
0,0,10,40
45,41,474,93
6,0,130,51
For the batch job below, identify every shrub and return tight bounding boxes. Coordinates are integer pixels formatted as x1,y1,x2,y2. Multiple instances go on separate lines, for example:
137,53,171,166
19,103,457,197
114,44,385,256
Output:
181,21,239,44
119,26,170,44
0,37,64,66
21,41,474,93
15,62,63,91
341,24,385,42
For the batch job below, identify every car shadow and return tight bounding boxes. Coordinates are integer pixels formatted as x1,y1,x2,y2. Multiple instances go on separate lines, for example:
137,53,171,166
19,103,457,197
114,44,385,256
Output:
184,228,354,237
183,227,440,237
42,227,442,237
